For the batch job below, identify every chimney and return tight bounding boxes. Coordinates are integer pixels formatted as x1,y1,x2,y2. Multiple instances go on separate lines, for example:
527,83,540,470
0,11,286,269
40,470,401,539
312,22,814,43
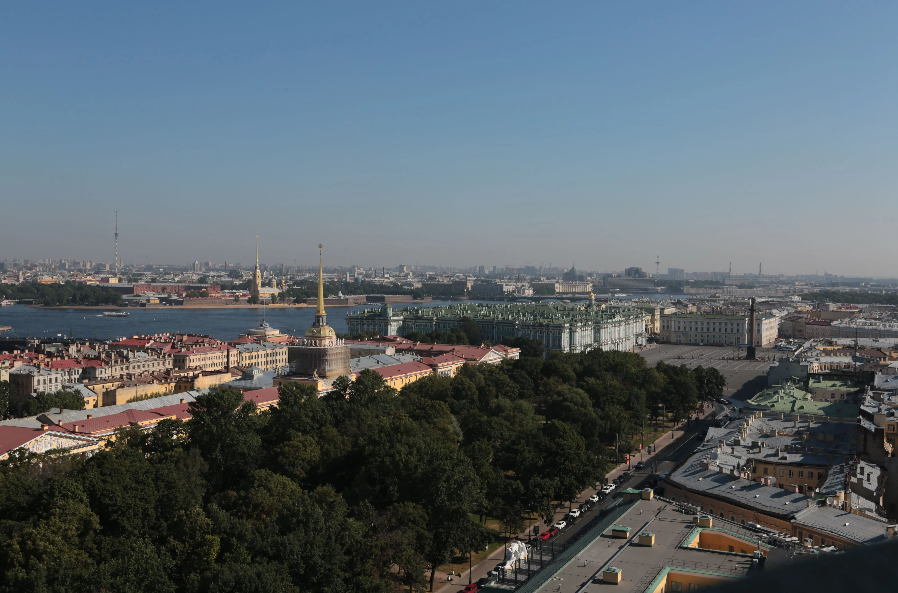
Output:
73,425,79,433
40,424,48,431
86,414,92,419
180,398,185,404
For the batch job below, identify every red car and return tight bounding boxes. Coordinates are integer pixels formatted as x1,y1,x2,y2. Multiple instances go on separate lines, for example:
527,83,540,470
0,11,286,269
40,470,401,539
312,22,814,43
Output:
463,584,480,593
539,530,551,540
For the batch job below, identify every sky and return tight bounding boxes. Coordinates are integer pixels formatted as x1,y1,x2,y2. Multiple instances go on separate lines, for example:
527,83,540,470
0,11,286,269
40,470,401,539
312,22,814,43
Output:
1,2,897,276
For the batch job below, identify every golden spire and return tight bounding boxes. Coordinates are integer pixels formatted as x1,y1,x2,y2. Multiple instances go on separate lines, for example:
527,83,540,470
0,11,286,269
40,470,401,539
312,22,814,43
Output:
255,236,259,266
316,243,325,315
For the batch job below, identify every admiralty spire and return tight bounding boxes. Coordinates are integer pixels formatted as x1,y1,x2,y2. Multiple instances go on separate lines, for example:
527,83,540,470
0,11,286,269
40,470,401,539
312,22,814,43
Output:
289,243,351,380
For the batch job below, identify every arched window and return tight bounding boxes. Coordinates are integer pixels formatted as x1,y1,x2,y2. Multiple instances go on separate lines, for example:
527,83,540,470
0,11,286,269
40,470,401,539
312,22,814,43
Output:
719,512,724,518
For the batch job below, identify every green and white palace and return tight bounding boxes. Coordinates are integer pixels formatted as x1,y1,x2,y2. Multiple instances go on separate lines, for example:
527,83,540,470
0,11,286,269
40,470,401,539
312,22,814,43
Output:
346,298,647,354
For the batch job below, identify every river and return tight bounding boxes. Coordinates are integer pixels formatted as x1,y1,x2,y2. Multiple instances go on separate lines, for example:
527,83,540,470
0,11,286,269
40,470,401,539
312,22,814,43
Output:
0,294,688,341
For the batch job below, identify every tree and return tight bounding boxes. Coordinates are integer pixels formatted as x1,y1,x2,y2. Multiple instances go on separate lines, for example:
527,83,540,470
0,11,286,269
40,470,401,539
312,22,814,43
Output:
459,319,482,345
656,362,699,422
24,389,86,416
0,381,12,419
694,366,726,401
187,387,265,489
501,336,545,359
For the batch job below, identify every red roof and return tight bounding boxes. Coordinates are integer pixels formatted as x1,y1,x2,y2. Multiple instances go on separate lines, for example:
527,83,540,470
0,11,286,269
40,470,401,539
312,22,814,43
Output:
420,353,465,366
0,426,55,456
59,408,173,435
373,361,433,380
150,402,194,420
111,339,153,346
242,386,280,407
45,359,83,370
80,360,107,368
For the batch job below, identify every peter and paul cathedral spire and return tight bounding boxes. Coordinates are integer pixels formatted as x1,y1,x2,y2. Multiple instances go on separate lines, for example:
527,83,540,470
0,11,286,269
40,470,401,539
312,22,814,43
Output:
250,235,262,300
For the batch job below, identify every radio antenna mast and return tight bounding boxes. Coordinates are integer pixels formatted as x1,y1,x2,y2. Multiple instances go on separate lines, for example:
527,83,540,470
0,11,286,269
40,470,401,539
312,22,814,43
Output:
114,211,120,274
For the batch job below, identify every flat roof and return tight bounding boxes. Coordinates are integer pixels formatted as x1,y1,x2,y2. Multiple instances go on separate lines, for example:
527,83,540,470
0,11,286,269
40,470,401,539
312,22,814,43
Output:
527,499,751,593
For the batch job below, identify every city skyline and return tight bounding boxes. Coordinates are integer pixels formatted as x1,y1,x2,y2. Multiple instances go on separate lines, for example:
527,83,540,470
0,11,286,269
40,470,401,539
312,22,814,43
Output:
2,2,897,275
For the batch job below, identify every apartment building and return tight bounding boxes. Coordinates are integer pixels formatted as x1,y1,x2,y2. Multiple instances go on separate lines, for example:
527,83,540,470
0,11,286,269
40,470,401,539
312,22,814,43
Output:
171,345,237,371
235,342,289,372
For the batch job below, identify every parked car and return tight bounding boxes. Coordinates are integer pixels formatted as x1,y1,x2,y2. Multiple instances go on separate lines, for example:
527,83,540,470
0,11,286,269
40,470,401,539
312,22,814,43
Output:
602,483,616,494
539,530,552,540
548,526,559,536
635,461,645,470
553,520,567,530
463,584,481,593
589,494,600,503
569,508,581,518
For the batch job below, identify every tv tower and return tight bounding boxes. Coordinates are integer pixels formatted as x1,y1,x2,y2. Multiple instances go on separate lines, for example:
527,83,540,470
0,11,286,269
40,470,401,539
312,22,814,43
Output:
114,211,120,274
655,255,660,278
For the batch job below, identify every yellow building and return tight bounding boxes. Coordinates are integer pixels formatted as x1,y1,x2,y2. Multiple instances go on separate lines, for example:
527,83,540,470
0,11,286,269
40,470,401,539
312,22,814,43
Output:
373,361,434,390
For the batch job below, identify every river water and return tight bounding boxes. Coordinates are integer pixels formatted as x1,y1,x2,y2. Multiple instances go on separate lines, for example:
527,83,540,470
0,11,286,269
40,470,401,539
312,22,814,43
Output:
0,294,688,341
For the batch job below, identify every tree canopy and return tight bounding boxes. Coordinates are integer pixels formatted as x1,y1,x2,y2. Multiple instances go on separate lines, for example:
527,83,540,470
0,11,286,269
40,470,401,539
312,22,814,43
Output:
0,347,709,592
0,282,123,307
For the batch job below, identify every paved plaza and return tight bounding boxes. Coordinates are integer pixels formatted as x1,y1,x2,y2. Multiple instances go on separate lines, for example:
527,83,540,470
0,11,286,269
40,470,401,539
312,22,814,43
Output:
638,344,781,400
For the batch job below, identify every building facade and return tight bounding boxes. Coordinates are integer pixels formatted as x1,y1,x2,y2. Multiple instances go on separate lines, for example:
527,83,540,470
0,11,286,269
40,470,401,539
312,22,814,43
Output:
346,300,647,354
659,312,778,347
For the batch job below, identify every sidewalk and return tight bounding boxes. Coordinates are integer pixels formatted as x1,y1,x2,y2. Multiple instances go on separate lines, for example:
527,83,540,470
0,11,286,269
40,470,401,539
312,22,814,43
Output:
430,408,714,593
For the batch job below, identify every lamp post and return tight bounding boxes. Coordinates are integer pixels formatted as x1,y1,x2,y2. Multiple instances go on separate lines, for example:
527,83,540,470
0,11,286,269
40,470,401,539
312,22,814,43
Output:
469,549,473,585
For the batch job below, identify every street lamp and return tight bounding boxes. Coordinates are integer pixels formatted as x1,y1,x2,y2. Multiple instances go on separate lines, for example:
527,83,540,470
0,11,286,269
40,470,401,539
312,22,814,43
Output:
469,549,473,585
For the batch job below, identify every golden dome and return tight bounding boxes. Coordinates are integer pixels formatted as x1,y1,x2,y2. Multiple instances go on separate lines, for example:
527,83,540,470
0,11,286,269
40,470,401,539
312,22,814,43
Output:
305,324,336,339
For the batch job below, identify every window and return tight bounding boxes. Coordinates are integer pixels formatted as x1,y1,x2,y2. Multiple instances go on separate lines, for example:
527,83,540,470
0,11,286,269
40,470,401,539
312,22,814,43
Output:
798,471,804,478
780,469,785,477
763,467,768,475
789,470,794,478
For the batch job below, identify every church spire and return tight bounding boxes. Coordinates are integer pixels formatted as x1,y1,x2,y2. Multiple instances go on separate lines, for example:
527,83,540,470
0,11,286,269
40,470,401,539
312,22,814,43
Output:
316,244,325,316
255,236,259,266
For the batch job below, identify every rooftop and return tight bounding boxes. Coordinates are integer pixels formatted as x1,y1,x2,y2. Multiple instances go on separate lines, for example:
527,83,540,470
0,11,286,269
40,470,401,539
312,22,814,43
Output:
525,499,753,593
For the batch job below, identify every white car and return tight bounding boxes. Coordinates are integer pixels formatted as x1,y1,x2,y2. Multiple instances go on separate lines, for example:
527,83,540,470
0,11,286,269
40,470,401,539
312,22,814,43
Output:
569,509,581,518
588,494,600,503
553,520,567,530
601,484,616,494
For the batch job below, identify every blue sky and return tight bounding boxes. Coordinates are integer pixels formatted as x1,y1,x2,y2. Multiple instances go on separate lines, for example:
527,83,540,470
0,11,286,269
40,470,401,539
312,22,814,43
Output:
2,2,896,275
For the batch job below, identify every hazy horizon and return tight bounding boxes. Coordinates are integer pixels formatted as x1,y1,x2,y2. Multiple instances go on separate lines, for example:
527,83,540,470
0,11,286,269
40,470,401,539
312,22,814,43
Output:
2,2,896,277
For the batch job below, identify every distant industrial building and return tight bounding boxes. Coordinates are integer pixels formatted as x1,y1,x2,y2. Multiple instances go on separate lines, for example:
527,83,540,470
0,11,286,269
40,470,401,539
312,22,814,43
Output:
668,267,686,280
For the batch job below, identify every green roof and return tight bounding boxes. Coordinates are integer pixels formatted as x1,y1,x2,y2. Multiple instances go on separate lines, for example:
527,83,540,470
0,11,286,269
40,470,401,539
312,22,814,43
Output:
347,301,645,323
748,382,859,418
